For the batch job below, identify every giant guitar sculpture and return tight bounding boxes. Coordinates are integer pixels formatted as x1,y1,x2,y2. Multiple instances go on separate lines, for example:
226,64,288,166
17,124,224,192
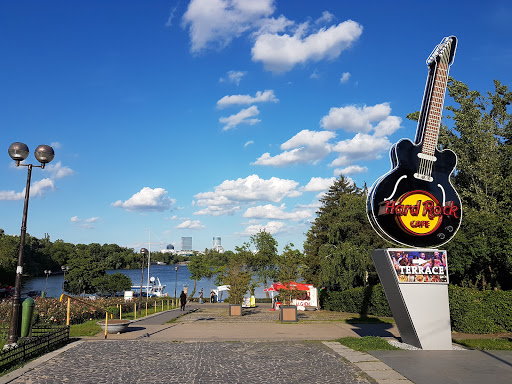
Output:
367,36,461,248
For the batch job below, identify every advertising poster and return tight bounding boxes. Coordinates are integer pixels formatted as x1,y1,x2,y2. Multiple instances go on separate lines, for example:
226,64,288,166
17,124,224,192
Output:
388,249,448,284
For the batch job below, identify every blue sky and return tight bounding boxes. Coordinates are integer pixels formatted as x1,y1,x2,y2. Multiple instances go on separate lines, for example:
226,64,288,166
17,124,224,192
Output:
1,0,511,253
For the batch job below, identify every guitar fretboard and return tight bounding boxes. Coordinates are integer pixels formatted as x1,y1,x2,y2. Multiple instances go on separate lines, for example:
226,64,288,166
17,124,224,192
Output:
415,37,455,182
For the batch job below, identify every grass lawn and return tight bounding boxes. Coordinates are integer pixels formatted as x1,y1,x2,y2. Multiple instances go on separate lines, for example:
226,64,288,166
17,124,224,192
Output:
454,338,512,350
336,336,399,352
69,320,102,337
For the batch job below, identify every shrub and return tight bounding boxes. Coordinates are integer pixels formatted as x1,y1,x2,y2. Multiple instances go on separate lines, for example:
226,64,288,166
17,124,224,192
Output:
322,285,391,317
322,284,512,334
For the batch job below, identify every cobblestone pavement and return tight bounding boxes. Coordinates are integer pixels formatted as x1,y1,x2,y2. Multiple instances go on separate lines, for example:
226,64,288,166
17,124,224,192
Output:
7,340,375,384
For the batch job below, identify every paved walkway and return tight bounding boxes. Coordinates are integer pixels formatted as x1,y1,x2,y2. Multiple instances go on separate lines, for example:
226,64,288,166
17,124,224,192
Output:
2,304,511,384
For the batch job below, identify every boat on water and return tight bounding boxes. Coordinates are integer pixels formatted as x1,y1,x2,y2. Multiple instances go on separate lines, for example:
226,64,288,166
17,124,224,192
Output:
130,276,167,298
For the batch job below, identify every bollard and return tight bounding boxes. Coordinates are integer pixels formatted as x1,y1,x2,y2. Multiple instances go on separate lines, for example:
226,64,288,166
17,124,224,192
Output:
21,297,35,337
145,302,148,317
134,303,137,319
161,300,164,311
154,301,157,312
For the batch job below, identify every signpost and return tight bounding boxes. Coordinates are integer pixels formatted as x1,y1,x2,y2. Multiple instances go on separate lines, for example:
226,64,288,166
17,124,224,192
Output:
367,36,460,350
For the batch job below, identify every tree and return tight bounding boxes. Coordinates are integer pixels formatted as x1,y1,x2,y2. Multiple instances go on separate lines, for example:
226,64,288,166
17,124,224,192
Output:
93,272,132,296
219,248,252,305
65,246,105,295
276,244,305,283
303,176,385,289
409,78,512,289
248,231,278,295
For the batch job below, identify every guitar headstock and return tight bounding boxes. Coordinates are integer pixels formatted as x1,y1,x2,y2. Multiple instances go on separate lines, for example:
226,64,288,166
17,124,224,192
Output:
426,36,457,67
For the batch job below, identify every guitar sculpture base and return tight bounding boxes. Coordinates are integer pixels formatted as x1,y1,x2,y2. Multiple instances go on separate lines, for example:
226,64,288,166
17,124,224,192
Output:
372,249,452,350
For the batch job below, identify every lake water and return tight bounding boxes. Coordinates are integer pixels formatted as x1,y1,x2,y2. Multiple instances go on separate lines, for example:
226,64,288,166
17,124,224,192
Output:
22,264,268,298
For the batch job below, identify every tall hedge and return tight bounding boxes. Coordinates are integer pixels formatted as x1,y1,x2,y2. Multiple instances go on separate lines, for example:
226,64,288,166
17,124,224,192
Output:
322,285,512,333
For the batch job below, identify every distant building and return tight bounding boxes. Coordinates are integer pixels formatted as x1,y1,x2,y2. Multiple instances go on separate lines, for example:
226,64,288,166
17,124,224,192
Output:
161,244,176,254
181,237,192,251
212,236,224,253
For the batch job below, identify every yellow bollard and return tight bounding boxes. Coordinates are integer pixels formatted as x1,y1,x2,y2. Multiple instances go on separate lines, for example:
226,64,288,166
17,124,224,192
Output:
145,302,148,317
134,303,137,319
105,312,108,339
154,301,157,312
66,297,71,326
162,300,164,311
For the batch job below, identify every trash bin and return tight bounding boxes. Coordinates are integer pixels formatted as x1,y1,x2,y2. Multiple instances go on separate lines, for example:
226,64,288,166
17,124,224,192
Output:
21,297,35,337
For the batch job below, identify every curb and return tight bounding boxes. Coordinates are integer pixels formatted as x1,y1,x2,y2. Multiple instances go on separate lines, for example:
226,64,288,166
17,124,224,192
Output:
322,341,414,384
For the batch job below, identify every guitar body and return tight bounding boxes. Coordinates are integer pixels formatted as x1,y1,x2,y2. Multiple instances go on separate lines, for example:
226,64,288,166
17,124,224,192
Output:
367,139,462,247
367,35,461,248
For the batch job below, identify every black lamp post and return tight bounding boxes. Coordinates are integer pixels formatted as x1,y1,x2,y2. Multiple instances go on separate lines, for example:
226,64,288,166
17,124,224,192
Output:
43,270,52,297
174,266,179,302
6,142,54,346
61,265,69,292
139,248,148,314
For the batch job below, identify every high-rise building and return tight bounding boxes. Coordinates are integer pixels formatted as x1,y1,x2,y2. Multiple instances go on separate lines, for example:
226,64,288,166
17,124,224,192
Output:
181,237,192,251
212,236,224,253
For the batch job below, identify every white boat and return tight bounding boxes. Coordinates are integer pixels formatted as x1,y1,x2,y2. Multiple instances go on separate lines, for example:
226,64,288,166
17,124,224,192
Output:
131,277,167,297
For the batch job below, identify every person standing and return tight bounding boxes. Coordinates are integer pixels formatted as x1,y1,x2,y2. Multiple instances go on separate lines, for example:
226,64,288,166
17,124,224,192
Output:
180,290,187,311
199,288,203,304
210,290,215,303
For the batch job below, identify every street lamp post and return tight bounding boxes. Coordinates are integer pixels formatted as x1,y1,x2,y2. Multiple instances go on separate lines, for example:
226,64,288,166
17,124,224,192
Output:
43,270,52,297
139,248,148,314
61,266,69,292
174,266,179,302
6,142,54,346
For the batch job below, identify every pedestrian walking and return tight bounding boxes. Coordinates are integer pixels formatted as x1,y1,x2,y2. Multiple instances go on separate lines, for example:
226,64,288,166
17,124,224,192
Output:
199,288,203,304
180,290,187,311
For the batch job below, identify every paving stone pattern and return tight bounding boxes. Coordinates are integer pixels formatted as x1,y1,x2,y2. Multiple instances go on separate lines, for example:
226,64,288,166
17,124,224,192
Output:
9,341,375,384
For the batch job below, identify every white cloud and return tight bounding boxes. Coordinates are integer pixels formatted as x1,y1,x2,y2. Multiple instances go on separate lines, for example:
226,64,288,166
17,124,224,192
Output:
71,216,101,229
182,0,275,53
321,103,390,132
244,140,254,147
373,115,402,137
194,175,301,217
220,105,261,130
165,4,178,27
219,70,246,85
303,177,336,192
315,11,335,24
175,220,206,230
330,133,391,167
243,203,312,221
253,15,294,36
253,130,335,166
251,20,363,72
243,220,286,235
0,178,55,201
112,187,176,212
310,70,319,79
50,141,62,149
335,165,368,175
340,72,350,84
217,90,278,108
194,205,240,216
44,161,74,179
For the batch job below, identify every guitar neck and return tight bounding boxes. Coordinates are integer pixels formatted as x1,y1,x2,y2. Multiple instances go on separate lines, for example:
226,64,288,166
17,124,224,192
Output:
420,41,454,157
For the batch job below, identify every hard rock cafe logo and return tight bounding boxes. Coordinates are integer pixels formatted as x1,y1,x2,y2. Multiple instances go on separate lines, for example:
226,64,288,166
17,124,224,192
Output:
378,190,459,236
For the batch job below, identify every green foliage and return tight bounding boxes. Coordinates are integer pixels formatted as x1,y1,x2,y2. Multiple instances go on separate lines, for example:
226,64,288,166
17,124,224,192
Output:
438,78,512,289
323,285,512,334
454,338,512,351
276,244,305,283
336,336,399,352
322,285,392,317
218,250,252,305
248,231,278,290
303,176,386,289
93,273,132,296
448,285,512,333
